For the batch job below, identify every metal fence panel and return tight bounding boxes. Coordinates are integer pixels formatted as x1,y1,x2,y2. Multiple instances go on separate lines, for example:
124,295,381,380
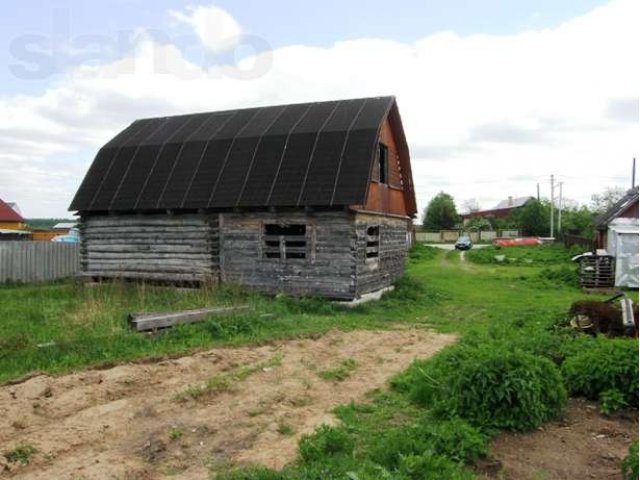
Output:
416,231,442,242
0,242,80,283
480,231,497,242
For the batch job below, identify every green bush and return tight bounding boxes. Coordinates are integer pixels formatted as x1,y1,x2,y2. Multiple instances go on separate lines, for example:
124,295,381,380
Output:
401,344,567,431
599,389,628,415
395,454,476,480
561,337,638,408
367,417,487,469
298,425,354,464
477,311,573,364
622,441,639,480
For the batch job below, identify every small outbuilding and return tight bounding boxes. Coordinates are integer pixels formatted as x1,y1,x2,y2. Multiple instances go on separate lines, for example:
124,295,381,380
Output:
594,187,639,289
70,96,417,299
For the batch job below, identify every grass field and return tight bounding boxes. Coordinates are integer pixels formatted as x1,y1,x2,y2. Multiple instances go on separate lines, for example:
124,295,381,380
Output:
1,244,638,479
0,244,611,384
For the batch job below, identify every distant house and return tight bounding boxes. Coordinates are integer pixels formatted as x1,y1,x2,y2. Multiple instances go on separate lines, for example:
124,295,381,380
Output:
0,198,29,240
53,222,77,233
6,202,22,217
461,196,534,224
70,96,417,299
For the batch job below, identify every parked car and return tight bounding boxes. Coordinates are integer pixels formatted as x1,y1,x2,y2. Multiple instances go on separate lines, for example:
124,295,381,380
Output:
51,227,80,243
455,236,473,251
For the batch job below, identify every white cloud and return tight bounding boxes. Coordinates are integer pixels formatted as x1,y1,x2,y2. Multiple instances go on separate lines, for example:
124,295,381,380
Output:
169,4,242,52
0,0,637,217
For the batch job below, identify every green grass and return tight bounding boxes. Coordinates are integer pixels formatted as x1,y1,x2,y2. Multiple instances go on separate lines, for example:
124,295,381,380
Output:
210,245,637,479
467,244,583,266
318,358,358,381
0,245,605,384
175,352,284,401
3,243,637,479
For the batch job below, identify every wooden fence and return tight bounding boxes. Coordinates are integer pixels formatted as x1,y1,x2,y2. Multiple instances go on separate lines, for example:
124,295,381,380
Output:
0,242,80,283
561,234,595,251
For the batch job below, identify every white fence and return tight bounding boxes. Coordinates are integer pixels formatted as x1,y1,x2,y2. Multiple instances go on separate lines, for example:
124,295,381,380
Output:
416,230,519,243
0,242,80,283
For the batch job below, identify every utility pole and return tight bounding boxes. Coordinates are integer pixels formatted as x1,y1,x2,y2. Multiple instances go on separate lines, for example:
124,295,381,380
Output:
633,157,636,189
550,174,555,237
557,182,563,235
537,183,540,201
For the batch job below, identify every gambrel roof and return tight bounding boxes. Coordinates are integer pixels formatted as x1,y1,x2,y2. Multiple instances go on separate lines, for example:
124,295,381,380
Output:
70,96,415,213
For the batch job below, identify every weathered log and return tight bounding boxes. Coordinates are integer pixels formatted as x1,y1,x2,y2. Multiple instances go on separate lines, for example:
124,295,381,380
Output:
128,305,248,331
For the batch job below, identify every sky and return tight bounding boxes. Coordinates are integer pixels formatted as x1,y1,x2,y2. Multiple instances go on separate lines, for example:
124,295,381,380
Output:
0,0,637,218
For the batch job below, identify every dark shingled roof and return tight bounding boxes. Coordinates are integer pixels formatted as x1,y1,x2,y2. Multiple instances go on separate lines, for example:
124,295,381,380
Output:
70,96,412,213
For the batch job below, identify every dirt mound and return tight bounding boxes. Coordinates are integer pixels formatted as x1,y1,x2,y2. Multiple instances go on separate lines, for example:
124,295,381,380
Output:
0,328,455,479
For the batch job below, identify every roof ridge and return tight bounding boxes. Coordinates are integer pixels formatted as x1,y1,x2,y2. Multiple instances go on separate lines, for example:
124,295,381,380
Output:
131,96,396,123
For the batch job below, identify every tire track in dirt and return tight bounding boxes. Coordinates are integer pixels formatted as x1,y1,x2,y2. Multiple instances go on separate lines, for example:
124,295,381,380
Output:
1,328,455,480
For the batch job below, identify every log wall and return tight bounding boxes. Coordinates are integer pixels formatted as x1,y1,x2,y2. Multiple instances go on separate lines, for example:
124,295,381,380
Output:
81,213,219,282
354,212,410,296
80,210,410,298
220,211,357,299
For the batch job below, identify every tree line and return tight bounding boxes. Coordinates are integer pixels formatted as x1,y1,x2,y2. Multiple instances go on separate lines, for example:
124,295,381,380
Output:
421,187,629,238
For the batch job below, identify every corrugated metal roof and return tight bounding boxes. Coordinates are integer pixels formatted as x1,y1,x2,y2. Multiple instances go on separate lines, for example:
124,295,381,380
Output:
0,199,24,222
70,96,406,212
493,196,533,210
53,222,77,229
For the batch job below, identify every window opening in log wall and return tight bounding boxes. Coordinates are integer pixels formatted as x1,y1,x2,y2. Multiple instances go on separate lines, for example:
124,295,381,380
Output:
263,224,307,259
366,225,380,259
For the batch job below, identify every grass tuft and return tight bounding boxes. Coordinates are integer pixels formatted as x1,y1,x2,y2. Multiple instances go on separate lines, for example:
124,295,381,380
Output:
318,359,358,382
4,443,37,465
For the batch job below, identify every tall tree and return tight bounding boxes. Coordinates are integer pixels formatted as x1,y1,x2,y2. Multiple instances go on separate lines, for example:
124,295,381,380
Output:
422,192,459,230
462,198,480,214
516,199,549,236
590,186,626,214
560,206,595,237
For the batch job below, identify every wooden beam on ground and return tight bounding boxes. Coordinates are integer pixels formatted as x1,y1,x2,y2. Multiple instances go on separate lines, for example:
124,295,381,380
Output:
128,305,248,332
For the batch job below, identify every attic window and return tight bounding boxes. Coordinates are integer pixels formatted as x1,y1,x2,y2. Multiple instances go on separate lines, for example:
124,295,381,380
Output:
366,225,380,259
378,143,388,184
263,224,307,259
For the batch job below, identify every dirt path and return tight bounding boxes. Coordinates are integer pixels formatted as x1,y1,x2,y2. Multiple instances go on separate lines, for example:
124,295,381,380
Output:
479,398,638,480
0,328,455,480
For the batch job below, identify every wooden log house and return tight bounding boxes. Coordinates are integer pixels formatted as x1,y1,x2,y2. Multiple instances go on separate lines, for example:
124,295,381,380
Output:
70,96,417,299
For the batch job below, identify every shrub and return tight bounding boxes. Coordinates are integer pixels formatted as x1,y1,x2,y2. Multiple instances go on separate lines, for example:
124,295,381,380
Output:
561,337,638,408
367,417,487,469
622,441,639,480
599,389,628,415
403,344,567,431
298,425,354,464
396,453,476,480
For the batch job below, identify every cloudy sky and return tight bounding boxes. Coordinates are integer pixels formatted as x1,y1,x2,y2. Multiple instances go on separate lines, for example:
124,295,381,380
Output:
0,0,637,218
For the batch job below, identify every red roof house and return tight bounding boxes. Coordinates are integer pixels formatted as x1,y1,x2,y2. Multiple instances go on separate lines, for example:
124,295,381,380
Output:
0,198,25,228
